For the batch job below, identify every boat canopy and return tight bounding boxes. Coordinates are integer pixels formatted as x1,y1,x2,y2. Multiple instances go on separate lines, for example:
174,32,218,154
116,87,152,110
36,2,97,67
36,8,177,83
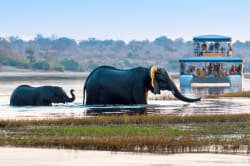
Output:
179,56,243,63
193,35,231,42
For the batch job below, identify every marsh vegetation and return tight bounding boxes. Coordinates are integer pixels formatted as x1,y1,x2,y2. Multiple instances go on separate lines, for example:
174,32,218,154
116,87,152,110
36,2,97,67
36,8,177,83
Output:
207,91,250,98
0,114,249,153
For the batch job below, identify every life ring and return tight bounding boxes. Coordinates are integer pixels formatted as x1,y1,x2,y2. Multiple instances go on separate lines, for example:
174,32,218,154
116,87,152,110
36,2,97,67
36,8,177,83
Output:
197,70,204,77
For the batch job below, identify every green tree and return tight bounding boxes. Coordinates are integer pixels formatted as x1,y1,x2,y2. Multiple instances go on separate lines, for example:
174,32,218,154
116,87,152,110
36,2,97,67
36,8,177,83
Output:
32,61,52,71
25,48,36,64
2,58,30,69
127,52,138,59
87,60,98,70
60,58,80,71
53,63,64,72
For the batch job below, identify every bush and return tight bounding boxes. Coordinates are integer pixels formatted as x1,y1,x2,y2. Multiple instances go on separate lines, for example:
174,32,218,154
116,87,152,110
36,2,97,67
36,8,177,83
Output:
127,52,138,59
60,58,80,71
168,60,178,70
32,61,52,71
53,63,64,72
123,59,137,68
79,65,86,72
1,58,30,69
87,60,98,71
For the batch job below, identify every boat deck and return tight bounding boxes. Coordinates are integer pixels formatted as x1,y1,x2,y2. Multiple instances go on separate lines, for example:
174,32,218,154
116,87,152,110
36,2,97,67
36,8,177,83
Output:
191,77,230,87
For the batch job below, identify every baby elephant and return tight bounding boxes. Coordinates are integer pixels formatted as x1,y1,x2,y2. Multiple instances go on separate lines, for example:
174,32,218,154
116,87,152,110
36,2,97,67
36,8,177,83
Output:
10,85,75,106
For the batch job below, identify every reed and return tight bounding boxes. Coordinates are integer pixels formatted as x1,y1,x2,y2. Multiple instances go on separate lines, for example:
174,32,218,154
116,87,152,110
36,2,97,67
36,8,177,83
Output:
0,114,250,153
1,114,250,128
207,91,250,98
0,136,249,153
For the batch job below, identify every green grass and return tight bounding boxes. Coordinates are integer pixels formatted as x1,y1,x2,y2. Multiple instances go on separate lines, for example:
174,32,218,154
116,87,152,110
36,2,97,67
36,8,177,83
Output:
9,121,248,138
27,126,194,137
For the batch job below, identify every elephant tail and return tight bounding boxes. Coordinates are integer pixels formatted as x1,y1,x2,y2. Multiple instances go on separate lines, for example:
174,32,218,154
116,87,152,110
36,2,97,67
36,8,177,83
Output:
83,83,86,104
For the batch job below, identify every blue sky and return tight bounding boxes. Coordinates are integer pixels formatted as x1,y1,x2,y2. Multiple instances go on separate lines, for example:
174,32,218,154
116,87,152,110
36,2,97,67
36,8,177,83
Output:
1,0,250,41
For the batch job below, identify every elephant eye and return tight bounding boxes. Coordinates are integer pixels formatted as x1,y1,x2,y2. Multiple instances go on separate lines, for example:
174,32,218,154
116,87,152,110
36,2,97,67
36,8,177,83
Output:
156,73,164,81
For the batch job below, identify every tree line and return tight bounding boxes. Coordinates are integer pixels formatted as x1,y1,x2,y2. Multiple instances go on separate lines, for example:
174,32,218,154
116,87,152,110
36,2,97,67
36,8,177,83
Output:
0,34,250,72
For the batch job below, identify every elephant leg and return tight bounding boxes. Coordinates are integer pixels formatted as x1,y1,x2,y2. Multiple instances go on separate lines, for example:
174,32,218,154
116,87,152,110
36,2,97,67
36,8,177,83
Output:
99,90,132,105
86,90,100,105
98,90,112,105
132,86,147,104
35,97,52,106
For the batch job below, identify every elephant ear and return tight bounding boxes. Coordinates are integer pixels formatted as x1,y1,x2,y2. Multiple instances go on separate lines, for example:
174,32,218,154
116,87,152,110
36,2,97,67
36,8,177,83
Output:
149,66,160,94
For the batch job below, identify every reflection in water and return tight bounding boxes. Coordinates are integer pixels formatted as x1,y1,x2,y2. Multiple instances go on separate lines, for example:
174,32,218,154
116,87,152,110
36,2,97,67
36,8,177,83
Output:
3,98,250,119
181,86,242,97
86,105,147,116
0,79,250,119
0,147,249,166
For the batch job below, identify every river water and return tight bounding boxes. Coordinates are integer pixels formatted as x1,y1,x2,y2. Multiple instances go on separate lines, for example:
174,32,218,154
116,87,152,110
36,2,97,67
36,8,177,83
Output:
0,147,249,166
0,79,250,165
0,79,250,119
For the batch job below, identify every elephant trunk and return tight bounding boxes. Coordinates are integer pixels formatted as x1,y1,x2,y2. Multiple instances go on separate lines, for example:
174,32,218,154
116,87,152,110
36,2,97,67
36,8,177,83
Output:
65,89,75,102
170,80,201,102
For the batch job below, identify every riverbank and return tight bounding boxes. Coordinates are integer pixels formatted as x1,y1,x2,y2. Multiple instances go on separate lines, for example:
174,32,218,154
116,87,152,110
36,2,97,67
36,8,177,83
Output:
0,114,249,154
0,71,179,80
2,72,250,81
0,72,89,80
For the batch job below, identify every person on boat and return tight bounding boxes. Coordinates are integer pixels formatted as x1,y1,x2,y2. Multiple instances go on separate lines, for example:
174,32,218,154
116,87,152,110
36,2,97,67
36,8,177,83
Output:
239,64,243,75
191,68,198,77
209,42,214,52
224,70,229,77
220,46,225,56
208,63,213,74
201,42,207,53
236,64,242,75
208,64,212,73
194,42,200,56
219,64,226,77
214,63,220,73
215,41,220,52
230,65,236,75
180,62,185,74
227,43,232,56
202,68,207,76
208,66,215,78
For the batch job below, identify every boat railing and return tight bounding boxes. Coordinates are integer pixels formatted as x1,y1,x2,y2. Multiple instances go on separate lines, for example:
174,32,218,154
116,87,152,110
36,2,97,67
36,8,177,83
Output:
194,49,232,57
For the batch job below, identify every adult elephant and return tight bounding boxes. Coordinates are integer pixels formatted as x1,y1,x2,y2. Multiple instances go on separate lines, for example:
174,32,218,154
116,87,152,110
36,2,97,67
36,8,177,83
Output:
10,85,75,106
83,66,200,105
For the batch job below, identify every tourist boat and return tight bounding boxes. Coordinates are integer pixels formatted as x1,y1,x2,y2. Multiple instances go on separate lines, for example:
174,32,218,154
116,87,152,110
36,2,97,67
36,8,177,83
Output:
179,35,244,89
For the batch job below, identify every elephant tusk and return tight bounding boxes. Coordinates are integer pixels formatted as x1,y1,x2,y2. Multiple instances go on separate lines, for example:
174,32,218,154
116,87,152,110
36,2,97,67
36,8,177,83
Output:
150,66,157,88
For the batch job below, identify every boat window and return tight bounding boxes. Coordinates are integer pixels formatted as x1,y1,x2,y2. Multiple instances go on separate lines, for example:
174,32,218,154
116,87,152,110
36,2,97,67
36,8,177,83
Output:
180,62,243,77
194,41,232,57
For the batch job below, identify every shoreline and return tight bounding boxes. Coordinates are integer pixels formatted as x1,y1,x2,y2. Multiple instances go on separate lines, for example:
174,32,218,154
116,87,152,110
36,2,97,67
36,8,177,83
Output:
0,71,180,80
0,71,89,80
1,69,250,81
